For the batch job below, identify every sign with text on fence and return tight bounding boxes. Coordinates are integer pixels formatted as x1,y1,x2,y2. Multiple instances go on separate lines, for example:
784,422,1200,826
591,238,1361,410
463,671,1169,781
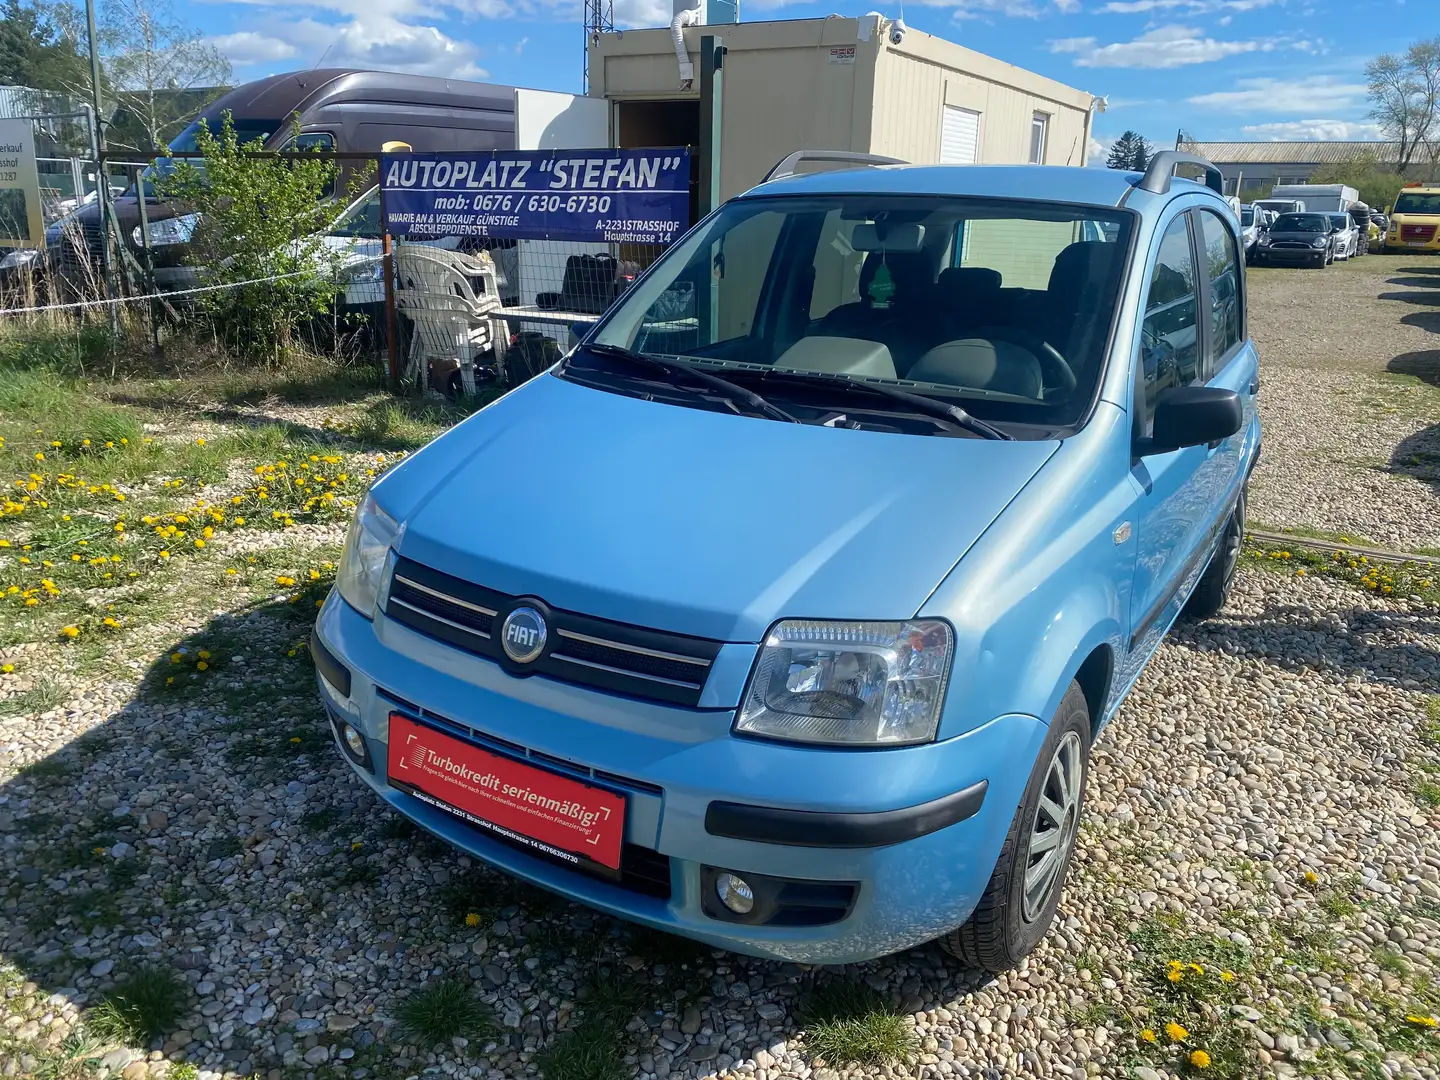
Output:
380,149,691,245
0,118,42,248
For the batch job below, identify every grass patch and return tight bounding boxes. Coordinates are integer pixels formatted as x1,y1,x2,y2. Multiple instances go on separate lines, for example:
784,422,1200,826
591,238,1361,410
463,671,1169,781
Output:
300,806,343,833
1415,779,1440,807
18,755,76,780
800,982,916,1068
378,814,417,840
394,978,493,1046
86,966,185,1044
535,1020,629,1080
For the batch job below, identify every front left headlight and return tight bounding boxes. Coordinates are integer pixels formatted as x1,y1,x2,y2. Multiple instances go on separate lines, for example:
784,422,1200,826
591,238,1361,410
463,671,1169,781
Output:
1313,237,1329,248
736,620,953,746
336,494,399,618
132,213,199,247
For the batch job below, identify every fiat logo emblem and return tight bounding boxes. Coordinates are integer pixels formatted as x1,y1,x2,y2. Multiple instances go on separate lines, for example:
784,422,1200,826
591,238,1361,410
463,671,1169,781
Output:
500,606,547,664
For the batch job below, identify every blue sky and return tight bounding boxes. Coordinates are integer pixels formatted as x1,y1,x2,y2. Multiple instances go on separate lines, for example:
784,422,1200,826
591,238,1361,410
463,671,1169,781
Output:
190,0,1416,158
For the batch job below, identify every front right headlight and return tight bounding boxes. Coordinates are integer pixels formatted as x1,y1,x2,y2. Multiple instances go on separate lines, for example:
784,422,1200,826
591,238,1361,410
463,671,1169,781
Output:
336,494,399,618
736,619,953,746
132,213,199,247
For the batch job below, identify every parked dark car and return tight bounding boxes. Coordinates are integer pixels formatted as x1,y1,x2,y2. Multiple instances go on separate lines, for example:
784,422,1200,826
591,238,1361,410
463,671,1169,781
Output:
1252,212,1334,268
47,69,519,295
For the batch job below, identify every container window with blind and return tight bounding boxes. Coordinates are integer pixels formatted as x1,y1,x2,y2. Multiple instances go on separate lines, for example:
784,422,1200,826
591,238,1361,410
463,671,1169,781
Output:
941,106,980,166
1030,113,1049,165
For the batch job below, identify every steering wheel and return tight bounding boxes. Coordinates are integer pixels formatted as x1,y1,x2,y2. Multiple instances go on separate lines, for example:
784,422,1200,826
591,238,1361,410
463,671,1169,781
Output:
970,326,1076,396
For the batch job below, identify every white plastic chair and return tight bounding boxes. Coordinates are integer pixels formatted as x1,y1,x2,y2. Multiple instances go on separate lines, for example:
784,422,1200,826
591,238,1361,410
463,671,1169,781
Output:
392,244,506,395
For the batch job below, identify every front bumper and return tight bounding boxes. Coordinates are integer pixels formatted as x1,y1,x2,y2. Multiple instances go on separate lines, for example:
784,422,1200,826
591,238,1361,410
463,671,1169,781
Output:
312,594,1045,963
1254,246,1327,264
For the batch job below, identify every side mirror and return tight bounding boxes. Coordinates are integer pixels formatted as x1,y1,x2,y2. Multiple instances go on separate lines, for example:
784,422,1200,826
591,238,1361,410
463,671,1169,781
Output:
1138,385,1243,455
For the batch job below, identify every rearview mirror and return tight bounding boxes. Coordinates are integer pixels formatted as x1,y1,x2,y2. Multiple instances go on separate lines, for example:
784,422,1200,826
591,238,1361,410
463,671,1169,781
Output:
1138,385,1243,455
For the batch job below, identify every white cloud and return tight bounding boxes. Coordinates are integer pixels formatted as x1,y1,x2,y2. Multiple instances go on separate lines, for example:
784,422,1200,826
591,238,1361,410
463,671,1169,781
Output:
1098,0,1280,10
218,14,490,78
1241,119,1385,140
1087,133,1115,164
1054,0,1083,10
1187,75,1366,112
206,31,297,65
1049,24,1264,67
513,36,529,55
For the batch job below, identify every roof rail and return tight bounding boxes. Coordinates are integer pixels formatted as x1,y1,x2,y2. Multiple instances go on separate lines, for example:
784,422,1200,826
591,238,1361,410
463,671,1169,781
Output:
1136,151,1224,196
763,149,908,183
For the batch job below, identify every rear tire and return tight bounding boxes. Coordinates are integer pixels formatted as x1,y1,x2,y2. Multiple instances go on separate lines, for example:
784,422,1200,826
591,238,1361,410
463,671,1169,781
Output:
939,682,1089,973
1185,487,1245,619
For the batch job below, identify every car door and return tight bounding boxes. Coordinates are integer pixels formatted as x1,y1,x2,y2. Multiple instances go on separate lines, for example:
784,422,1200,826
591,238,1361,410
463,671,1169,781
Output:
1121,207,1216,682
1194,206,1255,524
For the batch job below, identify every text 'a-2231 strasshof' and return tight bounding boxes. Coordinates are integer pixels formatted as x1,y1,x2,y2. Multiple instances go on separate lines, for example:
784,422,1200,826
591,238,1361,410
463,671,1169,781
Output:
311,149,1260,971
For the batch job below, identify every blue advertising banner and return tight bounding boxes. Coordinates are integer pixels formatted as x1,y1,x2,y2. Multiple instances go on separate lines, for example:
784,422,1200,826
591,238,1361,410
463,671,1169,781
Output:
380,148,691,245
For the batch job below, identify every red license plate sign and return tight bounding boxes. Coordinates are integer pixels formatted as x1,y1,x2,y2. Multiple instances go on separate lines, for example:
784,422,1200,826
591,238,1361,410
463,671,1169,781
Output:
387,713,625,871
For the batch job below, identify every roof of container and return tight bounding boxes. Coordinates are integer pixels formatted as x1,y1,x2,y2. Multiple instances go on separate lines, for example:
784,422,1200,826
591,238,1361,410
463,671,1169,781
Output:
743,163,1205,207
1193,141,1400,165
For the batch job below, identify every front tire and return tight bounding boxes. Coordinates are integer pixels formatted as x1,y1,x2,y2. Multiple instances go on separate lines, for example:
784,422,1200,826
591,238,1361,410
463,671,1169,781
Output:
939,683,1089,972
1185,487,1245,619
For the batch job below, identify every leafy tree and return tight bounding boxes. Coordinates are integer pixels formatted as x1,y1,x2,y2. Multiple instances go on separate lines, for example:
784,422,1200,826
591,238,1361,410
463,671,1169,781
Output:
1105,131,1152,171
0,0,92,97
1367,37,1440,174
100,0,230,153
159,112,341,363
1309,155,1408,212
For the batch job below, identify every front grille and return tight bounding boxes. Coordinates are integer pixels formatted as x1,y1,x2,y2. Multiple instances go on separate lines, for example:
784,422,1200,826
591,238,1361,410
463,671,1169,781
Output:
1402,224,1437,243
377,688,673,899
384,556,722,707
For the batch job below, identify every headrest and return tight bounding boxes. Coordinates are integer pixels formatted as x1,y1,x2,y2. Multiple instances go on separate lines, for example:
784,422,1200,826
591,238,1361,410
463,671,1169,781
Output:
938,266,1002,296
1048,241,1118,298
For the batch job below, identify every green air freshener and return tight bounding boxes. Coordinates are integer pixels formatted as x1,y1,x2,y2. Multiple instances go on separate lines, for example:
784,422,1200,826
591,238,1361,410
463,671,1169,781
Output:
868,262,896,305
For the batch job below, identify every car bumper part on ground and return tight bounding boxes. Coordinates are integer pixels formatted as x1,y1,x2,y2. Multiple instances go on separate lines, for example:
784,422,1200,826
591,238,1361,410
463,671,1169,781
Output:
312,594,1042,963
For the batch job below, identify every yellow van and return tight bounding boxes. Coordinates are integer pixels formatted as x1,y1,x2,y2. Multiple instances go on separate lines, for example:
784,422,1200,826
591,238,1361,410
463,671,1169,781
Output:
1382,184,1440,253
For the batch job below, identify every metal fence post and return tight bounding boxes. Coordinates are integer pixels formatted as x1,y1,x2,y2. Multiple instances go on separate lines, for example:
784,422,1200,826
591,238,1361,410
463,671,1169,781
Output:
130,163,159,349
699,35,724,218
379,181,401,392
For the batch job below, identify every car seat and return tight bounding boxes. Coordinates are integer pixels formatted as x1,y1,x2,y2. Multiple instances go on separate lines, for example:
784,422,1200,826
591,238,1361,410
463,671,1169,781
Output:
1044,241,1118,364
814,252,935,371
935,266,1002,338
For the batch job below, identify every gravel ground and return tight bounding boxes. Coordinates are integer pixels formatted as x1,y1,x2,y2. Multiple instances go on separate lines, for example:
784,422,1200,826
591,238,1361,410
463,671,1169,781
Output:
4,259,1440,1080
3,566,1439,1080
1247,255,1440,549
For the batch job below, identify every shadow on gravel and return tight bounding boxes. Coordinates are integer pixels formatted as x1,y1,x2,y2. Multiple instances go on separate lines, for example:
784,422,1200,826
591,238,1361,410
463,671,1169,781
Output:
1386,276,1440,290
1396,265,1440,276
1379,290,1440,307
1401,311,1440,334
1387,349,1440,386
1174,602,1440,693
1,595,990,1078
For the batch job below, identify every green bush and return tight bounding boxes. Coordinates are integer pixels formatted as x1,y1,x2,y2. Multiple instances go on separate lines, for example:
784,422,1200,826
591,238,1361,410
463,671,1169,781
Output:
159,112,341,364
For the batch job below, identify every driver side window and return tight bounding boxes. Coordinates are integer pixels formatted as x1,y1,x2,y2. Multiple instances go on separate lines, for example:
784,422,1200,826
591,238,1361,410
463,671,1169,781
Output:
1138,214,1200,436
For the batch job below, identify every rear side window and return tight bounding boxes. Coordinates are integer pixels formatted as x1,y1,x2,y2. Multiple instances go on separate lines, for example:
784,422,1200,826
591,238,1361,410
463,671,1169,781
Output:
1138,214,1199,435
1198,210,1242,371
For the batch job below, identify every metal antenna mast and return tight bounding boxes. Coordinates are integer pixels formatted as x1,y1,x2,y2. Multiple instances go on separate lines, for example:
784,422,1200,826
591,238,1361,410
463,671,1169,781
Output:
583,0,614,92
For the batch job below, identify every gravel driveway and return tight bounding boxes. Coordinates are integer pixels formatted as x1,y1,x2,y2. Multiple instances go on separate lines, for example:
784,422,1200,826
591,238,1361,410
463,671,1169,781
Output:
1247,255,1440,549
4,263,1440,1080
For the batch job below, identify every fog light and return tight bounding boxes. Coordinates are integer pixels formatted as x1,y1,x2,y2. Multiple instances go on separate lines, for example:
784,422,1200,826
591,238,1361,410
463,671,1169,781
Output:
715,872,754,915
342,724,366,758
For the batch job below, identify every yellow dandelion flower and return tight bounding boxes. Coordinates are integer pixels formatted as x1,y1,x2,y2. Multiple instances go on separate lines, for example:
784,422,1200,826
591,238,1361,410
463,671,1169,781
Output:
33,452,43,461
1303,870,1319,885
198,650,211,660
159,550,170,559
194,539,205,548
1189,1050,1211,1069
0,663,12,674
59,625,80,639
290,736,301,743
350,841,362,851
170,652,182,664
1167,968,1184,983
196,661,208,671
1405,1015,1438,1029
1188,963,1204,975
1139,1029,1157,1043
166,676,174,685
1220,971,1235,982
102,617,119,628
465,912,482,927
226,568,237,575
1165,1022,1189,1042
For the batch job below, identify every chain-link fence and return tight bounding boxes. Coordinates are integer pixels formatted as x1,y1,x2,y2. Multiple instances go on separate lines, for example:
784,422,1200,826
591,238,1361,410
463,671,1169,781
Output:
0,147,689,397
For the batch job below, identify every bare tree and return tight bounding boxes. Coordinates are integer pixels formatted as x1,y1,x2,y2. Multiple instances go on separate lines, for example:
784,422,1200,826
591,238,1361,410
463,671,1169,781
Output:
1367,37,1440,175
100,0,231,152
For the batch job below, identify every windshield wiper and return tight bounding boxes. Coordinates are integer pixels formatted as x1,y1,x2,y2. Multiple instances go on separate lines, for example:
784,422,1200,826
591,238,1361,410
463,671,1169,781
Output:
752,369,1012,441
576,343,800,424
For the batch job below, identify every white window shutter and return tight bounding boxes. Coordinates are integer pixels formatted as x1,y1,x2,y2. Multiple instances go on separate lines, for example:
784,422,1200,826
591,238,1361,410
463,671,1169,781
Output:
940,106,980,165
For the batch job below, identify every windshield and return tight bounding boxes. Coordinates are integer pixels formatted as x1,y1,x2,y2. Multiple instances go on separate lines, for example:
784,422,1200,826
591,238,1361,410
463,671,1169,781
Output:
1273,213,1328,232
1394,193,1440,215
1327,214,1349,230
330,187,380,238
138,116,283,197
588,194,1133,430
1240,208,1254,226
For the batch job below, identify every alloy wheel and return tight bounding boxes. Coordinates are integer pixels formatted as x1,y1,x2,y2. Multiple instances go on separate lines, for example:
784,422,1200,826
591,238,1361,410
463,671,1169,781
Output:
1022,730,1084,923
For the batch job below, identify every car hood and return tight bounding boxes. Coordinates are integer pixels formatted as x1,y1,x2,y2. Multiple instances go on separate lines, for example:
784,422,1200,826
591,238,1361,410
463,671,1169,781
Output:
377,374,1060,643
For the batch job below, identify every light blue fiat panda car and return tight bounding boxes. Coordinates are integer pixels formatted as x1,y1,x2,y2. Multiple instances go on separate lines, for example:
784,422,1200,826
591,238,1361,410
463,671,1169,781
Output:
312,151,1260,971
